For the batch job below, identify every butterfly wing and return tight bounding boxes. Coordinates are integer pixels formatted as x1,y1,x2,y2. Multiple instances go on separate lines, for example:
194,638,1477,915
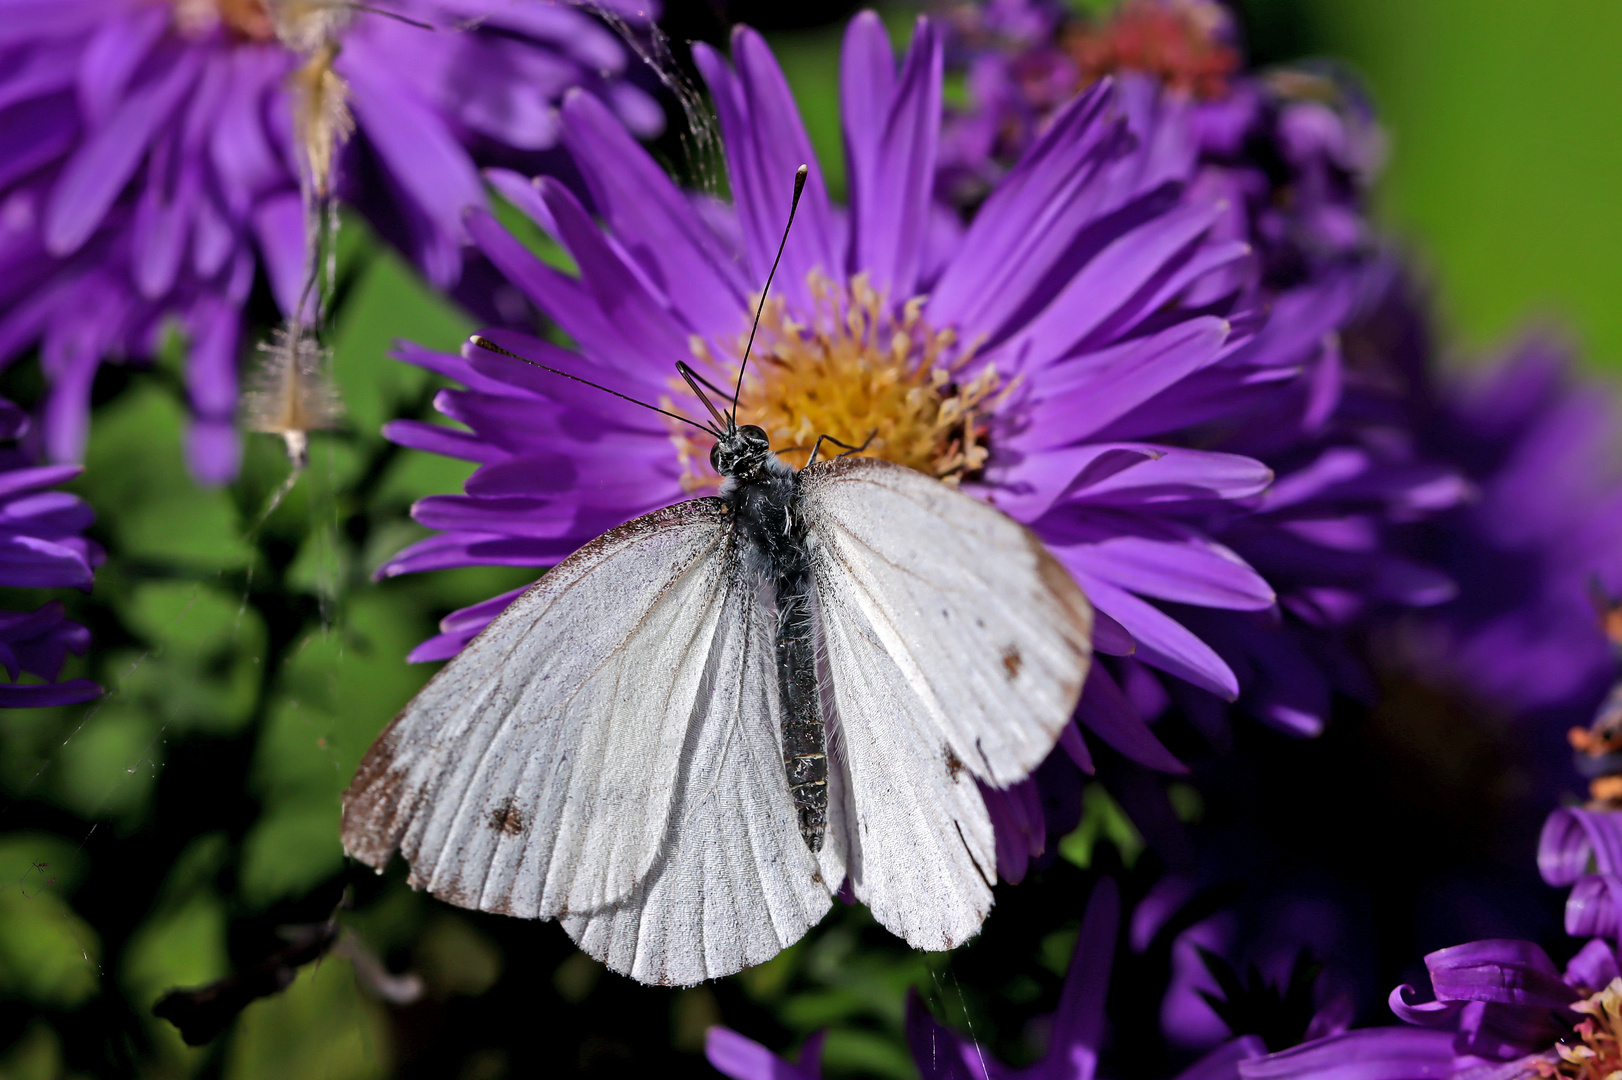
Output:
341,497,832,985
561,555,838,985
798,456,1094,950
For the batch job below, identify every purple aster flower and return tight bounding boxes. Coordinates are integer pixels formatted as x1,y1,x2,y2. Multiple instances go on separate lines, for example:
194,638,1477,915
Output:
707,881,1269,1080
380,11,1314,868
936,0,1240,207
0,396,100,706
0,0,662,483
1176,259,1464,740
1381,337,1622,744
937,1,1448,743
1240,937,1622,1080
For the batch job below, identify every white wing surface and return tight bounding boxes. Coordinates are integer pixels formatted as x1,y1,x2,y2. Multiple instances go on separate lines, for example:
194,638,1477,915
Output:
561,567,839,985
341,497,835,985
799,456,1093,950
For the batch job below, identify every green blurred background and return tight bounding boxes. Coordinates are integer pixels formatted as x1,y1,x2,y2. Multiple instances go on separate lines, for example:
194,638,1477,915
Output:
1,1,1619,1077
1307,0,1622,371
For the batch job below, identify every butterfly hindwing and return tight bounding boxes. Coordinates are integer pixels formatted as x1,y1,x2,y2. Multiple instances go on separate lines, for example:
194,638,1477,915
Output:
799,455,1094,950
561,545,837,985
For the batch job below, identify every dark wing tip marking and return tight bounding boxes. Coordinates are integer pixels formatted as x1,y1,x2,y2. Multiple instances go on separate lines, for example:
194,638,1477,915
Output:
1025,529,1095,697
339,713,411,870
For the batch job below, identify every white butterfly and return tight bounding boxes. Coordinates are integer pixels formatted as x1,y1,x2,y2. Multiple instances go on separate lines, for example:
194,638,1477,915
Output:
340,168,1094,987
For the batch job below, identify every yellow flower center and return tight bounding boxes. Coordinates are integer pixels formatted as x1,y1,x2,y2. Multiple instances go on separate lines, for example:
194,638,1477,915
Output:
170,0,351,47
670,272,1006,493
668,270,999,489
1530,978,1622,1080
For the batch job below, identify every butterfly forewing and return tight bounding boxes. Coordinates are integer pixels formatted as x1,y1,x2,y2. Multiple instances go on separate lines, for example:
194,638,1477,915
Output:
799,455,1093,950
342,500,740,921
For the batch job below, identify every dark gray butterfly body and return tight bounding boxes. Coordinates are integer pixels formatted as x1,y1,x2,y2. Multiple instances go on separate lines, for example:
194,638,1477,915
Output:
715,424,828,850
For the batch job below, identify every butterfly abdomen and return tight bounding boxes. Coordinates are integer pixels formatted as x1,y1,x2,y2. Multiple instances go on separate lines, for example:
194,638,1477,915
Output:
722,452,828,852
774,570,828,851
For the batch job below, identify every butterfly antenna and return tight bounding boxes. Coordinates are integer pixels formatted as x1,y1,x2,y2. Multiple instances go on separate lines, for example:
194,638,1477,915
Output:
675,361,730,430
470,336,721,437
730,164,808,430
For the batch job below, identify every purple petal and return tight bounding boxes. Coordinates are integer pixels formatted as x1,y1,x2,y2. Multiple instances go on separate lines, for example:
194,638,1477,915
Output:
1238,1029,1459,1080
705,1026,822,1080
1042,880,1119,1080
1540,808,1622,885
483,168,556,234
693,29,842,310
560,90,748,332
1066,570,1238,698
187,419,240,487
252,190,309,318
1564,938,1621,993
76,6,168,124
990,444,1159,521
1178,1040,1269,1080
535,178,695,368
1091,607,1136,656
1071,533,1275,612
0,464,83,501
846,17,940,298
998,201,1227,367
1076,666,1186,773
463,331,675,434
0,678,102,708
0,534,95,589
1564,876,1622,940
343,47,485,287
45,47,201,255
904,992,998,1080
929,80,1122,342
984,778,1043,884
840,11,896,222
1411,940,1575,1020
1020,318,1231,449
383,419,504,464
1074,448,1273,505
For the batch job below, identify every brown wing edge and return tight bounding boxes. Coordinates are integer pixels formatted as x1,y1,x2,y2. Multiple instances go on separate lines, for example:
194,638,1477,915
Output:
1025,524,1096,722
337,497,730,877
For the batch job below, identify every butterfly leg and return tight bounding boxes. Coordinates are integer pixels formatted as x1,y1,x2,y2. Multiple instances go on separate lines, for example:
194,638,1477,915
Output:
805,429,878,467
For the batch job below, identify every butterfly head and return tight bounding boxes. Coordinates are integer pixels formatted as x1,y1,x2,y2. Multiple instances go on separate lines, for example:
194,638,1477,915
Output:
710,424,774,480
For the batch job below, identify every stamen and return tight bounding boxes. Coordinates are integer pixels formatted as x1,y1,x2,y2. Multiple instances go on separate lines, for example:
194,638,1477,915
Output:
1528,978,1622,1080
669,271,1007,492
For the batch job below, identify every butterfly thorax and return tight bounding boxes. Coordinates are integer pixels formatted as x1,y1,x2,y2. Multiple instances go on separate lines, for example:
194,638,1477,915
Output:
712,425,828,851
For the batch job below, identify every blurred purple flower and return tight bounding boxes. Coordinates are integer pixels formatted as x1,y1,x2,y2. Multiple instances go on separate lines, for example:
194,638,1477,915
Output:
1130,877,1359,1053
0,0,662,484
936,2,1455,744
380,13,1322,861
0,397,100,707
936,0,1242,209
1240,937,1622,1080
1383,338,1622,744
708,881,1268,1080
